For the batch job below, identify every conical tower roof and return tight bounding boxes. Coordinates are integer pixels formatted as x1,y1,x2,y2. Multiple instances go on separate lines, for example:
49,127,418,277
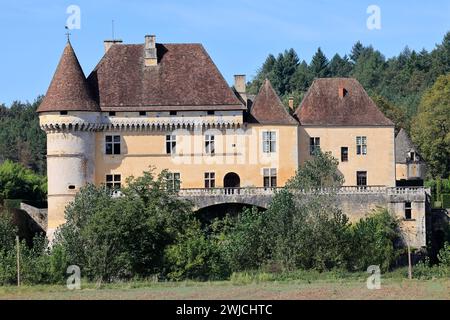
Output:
37,41,99,112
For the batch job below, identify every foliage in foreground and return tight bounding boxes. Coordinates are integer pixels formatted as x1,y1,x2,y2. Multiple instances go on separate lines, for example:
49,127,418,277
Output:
0,160,47,204
55,168,196,282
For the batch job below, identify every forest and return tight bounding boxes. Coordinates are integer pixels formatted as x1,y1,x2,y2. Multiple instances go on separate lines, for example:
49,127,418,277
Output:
0,32,449,178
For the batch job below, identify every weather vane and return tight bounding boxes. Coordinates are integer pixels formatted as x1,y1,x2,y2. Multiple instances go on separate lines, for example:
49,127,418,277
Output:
65,25,71,42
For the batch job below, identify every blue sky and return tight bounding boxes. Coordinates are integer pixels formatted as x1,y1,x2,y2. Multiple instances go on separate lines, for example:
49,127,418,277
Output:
0,0,449,105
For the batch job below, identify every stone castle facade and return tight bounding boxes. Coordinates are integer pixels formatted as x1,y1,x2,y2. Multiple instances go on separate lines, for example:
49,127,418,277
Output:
37,35,429,247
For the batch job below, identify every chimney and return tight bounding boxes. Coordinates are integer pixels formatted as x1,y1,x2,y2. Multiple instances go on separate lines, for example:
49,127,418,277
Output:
103,39,123,54
234,75,247,105
339,87,348,98
144,35,157,66
288,97,294,111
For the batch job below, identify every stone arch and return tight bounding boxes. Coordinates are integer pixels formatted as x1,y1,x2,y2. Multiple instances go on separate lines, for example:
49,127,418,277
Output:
224,172,240,188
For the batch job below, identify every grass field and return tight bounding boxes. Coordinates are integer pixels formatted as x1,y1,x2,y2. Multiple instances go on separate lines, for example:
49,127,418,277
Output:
0,277,449,300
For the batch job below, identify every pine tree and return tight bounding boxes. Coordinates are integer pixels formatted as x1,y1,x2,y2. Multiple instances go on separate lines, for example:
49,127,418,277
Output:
309,48,330,78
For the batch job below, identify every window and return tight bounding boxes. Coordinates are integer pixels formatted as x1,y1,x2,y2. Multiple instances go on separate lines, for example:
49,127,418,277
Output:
309,137,320,155
109,111,116,116
405,202,412,220
205,134,215,155
170,111,177,116
166,135,176,154
207,111,215,115
204,172,215,188
341,147,349,162
105,135,121,155
357,171,367,186
263,131,276,153
263,168,277,188
60,111,68,115
167,172,180,191
139,111,146,116
356,136,367,155
106,174,121,189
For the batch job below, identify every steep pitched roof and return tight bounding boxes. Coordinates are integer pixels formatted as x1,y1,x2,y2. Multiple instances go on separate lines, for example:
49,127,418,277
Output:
248,79,297,125
295,78,393,126
395,128,422,163
87,43,244,111
37,41,99,113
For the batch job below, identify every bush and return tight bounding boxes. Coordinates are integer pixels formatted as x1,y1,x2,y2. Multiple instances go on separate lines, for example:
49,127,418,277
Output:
0,160,47,203
164,225,229,281
437,242,450,266
221,207,265,272
347,208,401,272
55,168,197,282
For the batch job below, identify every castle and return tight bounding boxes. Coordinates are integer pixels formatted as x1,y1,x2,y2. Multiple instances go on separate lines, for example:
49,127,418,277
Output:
37,35,429,247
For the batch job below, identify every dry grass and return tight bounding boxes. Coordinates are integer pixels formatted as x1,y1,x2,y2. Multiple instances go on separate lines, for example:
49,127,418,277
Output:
0,278,449,300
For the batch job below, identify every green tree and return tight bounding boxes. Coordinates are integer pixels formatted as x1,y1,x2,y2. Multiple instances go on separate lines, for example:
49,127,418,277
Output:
0,160,47,203
56,168,196,282
348,208,400,272
329,54,353,77
351,47,386,92
411,74,450,178
371,95,409,133
286,151,344,190
0,97,46,174
309,47,330,78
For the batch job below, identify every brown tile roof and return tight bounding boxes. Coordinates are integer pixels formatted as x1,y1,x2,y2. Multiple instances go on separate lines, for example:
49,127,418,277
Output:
295,78,394,126
37,42,100,113
248,79,297,125
87,43,244,111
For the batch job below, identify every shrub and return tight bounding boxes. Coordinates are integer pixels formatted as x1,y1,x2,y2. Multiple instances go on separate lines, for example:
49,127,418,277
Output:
437,242,450,266
221,207,265,272
164,225,229,281
347,208,401,272
55,168,197,282
0,160,47,203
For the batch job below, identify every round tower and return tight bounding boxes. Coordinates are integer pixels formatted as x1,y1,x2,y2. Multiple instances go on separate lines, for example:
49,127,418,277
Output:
37,41,101,241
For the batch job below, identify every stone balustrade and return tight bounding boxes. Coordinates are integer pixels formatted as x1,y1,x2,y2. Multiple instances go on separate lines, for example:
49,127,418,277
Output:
178,186,429,197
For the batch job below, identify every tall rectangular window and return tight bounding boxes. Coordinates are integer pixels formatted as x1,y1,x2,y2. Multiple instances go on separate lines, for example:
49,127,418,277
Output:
105,135,121,155
356,136,367,155
263,168,277,188
341,147,349,162
309,137,320,155
106,174,121,189
204,172,215,188
405,201,412,220
166,135,176,155
205,135,215,155
263,131,276,153
167,172,181,191
356,171,367,186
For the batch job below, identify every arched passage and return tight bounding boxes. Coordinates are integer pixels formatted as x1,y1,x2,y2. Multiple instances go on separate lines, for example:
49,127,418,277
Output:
195,203,266,226
223,172,240,188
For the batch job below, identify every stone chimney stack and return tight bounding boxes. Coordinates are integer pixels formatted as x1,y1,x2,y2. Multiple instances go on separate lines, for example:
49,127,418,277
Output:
234,75,247,105
144,35,157,66
288,97,294,111
103,39,123,54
